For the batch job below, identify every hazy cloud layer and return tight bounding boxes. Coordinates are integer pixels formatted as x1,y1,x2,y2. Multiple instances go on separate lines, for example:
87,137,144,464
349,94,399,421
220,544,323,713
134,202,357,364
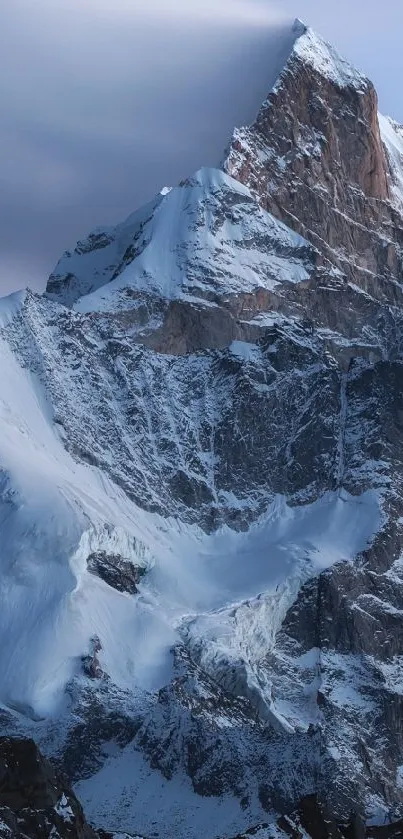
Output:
1,0,402,294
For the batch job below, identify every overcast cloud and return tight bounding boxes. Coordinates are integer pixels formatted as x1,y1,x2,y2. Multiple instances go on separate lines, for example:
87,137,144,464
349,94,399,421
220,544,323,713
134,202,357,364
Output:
1,0,402,295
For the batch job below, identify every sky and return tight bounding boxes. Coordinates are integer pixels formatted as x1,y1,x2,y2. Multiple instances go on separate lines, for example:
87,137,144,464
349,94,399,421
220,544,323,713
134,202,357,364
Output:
1,0,403,296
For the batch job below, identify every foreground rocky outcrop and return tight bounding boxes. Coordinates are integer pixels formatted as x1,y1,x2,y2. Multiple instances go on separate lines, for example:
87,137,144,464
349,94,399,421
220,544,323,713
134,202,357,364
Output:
0,738,97,839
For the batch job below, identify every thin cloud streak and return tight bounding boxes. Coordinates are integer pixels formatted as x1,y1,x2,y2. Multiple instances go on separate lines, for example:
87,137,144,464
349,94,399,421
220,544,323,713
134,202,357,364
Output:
0,0,293,294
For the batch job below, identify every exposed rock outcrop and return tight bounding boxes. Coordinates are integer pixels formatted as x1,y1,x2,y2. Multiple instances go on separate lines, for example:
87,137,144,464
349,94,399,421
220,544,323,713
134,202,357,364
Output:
229,795,403,838
87,552,146,594
0,738,97,838
82,637,105,681
224,21,403,299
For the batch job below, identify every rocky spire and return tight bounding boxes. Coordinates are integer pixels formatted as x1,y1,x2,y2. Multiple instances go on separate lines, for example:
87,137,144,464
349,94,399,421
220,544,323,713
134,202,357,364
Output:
224,20,401,295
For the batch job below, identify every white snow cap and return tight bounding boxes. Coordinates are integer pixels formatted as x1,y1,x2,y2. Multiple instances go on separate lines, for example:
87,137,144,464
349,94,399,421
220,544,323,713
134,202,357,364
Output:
71,167,312,314
280,17,368,91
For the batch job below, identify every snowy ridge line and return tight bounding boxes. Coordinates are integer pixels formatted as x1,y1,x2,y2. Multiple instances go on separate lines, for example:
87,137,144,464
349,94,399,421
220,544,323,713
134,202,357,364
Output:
290,19,368,90
46,167,315,314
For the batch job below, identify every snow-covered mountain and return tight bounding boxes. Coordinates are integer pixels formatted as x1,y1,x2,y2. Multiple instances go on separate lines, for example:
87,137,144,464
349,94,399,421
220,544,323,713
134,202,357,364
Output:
2,18,403,839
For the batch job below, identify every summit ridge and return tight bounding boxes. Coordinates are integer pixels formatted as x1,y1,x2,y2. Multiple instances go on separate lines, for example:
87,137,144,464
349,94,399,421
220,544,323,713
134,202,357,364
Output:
289,17,367,90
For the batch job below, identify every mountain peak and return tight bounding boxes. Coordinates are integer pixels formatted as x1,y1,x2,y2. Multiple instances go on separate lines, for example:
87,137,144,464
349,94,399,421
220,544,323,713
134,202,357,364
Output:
292,17,307,36
281,18,368,92
47,166,315,319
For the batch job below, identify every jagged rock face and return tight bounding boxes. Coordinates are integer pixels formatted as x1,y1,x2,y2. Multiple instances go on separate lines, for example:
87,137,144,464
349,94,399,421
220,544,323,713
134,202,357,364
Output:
2,291,349,531
228,795,403,838
219,24,403,821
224,22,403,298
1,19,403,839
87,552,145,594
0,738,97,839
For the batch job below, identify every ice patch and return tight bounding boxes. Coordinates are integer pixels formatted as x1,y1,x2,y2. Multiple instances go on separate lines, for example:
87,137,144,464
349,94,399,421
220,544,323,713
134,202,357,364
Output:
230,340,261,361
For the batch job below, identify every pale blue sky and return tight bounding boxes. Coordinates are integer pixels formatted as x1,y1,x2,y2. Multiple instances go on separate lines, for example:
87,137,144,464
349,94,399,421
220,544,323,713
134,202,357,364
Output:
0,0,401,294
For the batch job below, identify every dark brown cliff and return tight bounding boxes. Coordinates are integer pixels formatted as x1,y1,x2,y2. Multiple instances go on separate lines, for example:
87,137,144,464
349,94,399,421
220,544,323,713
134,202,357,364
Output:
224,21,403,297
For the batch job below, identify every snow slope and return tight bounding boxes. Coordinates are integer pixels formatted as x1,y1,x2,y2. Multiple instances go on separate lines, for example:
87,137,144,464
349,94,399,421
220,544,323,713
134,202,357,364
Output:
379,112,403,208
0,309,155,716
0,293,381,724
290,20,367,90
47,168,314,314
76,743,269,839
